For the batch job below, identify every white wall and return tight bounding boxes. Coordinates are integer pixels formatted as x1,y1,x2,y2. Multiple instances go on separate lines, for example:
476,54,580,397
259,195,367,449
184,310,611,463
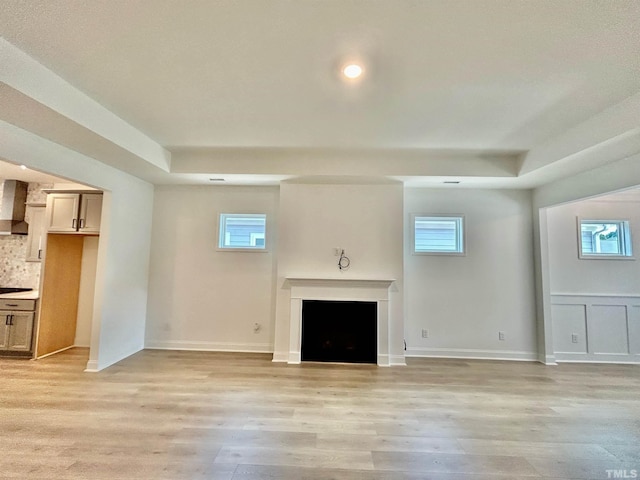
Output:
273,182,405,363
145,185,279,352
546,190,640,363
404,188,537,360
532,154,640,363
74,236,99,347
0,120,154,371
547,191,640,295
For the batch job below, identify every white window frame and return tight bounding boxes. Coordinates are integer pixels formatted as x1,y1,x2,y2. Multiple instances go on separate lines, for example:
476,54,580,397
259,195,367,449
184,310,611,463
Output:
412,214,466,256
217,213,268,252
577,218,634,260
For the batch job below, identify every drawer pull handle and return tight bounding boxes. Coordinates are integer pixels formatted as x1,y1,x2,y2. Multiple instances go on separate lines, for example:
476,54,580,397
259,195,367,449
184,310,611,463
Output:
5,304,19,307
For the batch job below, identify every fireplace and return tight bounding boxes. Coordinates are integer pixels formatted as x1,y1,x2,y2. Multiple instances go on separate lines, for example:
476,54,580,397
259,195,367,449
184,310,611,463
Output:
301,300,377,363
284,277,401,366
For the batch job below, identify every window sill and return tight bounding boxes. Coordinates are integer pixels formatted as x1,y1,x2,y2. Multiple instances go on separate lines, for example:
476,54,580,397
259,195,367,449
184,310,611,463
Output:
413,251,466,256
216,247,269,253
578,255,635,261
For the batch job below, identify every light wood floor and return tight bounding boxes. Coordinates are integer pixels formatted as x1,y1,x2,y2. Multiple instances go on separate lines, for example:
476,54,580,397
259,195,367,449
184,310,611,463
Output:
1,349,639,480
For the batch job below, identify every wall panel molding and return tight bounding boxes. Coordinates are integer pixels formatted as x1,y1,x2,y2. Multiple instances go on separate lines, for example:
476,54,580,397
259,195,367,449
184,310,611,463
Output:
406,348,538,362
552,293,640,363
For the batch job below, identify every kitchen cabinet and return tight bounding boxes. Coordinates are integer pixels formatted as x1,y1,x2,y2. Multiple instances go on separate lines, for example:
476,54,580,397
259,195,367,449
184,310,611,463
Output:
26,205,46,262
47,193,102,234
0,299,36,354
78,194,102,233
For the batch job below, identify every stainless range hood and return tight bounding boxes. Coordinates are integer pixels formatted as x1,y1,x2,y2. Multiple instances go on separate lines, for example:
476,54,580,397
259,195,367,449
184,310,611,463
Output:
0,180,29,235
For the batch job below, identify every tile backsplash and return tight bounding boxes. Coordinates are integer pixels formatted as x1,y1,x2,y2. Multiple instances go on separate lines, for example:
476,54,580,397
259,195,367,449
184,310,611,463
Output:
0,181,52,289
0,235,41,288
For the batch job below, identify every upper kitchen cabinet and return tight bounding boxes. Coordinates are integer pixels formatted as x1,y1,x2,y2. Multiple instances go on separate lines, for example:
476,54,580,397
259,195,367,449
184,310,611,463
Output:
46,192,103,234
25,205,46,262
78,194,102,233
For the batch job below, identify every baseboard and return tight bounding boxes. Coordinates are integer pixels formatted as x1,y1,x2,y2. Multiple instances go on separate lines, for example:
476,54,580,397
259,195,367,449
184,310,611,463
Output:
36,345,75,360
539,353,557,365
145,340,273,353
85,345,145,372
272,352,289,363
406,347,538,362
389,354,407,366
555,352,640,364
84,359,100,372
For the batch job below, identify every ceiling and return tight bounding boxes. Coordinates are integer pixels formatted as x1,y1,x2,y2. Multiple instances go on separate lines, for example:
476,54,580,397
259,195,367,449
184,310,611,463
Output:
0,157,66,184
1,0,639,187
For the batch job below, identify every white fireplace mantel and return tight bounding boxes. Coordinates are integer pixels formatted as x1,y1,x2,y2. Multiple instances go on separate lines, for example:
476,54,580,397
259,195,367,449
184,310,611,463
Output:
285,277,397,366
285,277,395,290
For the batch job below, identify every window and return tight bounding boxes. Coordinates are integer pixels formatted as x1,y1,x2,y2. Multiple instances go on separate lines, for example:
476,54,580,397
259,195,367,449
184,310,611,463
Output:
413,215,465,254
218,214,267,250
578,219,633,258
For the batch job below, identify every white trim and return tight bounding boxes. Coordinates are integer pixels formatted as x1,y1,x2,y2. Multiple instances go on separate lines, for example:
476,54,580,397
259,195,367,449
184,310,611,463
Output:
411,213,466,256
84,359,100,372
551,293,640,363
285,277,395,289
145,340,273,353
217,213,268,251
556,354,640,364
552,293,640,300
271,352,289,363
90,345,144,372
36,345,75,359
284,277,399,367
406,347,539,362
389,354,407,366
577,217,634,259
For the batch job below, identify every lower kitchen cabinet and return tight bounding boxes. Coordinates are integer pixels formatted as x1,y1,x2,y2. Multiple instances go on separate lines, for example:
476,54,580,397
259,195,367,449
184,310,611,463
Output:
0,299,37,355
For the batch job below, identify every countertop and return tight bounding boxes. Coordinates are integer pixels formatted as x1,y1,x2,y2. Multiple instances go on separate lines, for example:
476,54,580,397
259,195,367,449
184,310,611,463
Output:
0,290,40,300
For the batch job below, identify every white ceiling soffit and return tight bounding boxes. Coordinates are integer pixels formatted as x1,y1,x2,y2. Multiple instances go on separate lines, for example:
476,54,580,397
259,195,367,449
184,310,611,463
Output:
0,38,170,179
0,1,639,187
0,157,65,184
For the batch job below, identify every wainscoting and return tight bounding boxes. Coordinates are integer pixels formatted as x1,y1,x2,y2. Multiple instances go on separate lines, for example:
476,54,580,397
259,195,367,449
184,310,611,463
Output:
551,294,640,363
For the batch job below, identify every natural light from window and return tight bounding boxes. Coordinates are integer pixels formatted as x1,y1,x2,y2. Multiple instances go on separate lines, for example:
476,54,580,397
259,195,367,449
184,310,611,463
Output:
218,214,266,250
579,219,632,258
413,215,465,255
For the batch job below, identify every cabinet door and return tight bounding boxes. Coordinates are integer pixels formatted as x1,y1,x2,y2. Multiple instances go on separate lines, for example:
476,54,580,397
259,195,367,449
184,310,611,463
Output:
48,194,80,232
26,206,46,262
78,194,102,234
7,312,34,351
0,313,10,349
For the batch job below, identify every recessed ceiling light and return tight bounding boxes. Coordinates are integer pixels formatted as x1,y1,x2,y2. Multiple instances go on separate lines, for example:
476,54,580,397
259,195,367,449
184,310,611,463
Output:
343,64,363,79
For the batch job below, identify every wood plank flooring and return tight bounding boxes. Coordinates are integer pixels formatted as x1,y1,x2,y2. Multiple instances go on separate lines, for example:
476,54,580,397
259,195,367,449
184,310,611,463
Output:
1,349,639,479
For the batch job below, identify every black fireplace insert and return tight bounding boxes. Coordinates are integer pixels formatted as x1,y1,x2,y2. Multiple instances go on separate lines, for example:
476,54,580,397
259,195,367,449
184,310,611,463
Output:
301,300,377,364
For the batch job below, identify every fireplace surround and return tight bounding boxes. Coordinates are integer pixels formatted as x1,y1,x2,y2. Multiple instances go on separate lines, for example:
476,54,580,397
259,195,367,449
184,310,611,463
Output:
285,277,397,366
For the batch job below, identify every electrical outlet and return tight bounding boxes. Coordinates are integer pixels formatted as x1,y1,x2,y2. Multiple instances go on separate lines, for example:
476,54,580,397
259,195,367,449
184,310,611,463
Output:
571,334,578,344
498,331,505,341
334,247,341,256
253,323,261,334
421,329,429,338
